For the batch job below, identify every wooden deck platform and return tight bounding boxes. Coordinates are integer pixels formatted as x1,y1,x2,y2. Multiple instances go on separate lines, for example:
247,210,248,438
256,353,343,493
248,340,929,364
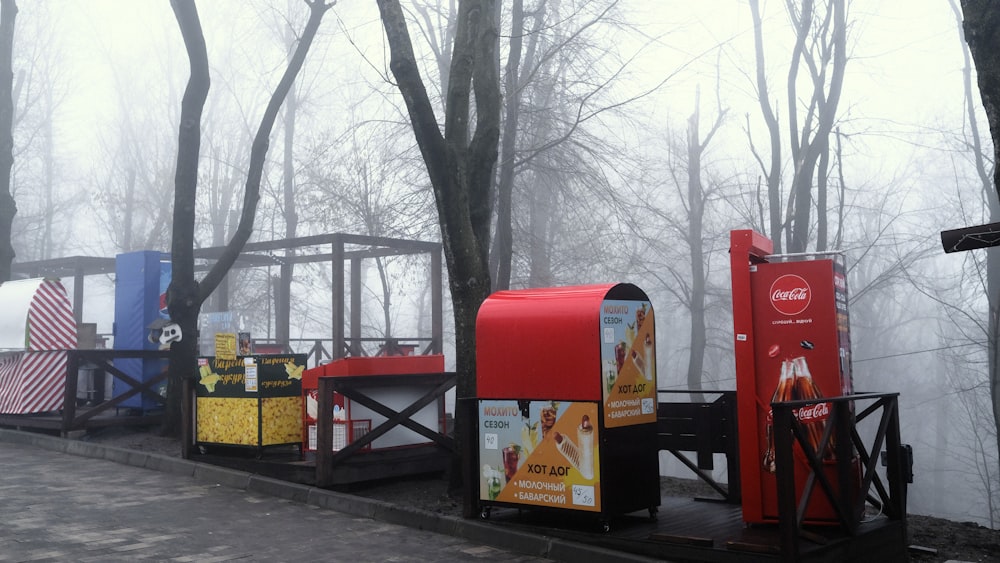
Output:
483,495,908,562
0,407,162,435
193,443,907,563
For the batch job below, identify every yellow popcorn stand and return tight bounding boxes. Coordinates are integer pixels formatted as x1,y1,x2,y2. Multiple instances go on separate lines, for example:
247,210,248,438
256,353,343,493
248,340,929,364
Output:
195,354,306,453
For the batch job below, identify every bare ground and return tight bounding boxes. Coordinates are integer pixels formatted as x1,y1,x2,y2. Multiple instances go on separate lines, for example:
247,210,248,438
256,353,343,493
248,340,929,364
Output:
82,426,999,562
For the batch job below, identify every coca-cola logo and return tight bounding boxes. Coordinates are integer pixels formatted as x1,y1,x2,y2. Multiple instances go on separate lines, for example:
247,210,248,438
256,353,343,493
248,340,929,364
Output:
770,274,811,315
796,402,830,423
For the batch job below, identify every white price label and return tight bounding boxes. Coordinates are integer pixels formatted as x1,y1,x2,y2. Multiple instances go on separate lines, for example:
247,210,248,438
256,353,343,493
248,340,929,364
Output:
572,484,596,507
484,433,499,450
244,364,259,392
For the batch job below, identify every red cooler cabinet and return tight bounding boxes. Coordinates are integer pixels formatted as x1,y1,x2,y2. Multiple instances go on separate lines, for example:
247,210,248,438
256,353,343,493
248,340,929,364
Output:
730,230,860,525
476,283,660,521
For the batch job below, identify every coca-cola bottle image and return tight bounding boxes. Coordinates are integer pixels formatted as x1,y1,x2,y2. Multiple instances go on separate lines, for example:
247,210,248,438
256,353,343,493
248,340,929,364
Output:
763,359,795,473
792,356,834,460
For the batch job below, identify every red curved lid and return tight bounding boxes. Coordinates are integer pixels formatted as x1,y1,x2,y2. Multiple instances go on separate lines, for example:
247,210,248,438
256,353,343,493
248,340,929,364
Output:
476,283,647,401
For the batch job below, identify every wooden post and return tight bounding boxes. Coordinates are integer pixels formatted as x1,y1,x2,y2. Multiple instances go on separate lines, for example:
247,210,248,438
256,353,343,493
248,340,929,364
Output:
315,376,333,487
350,257,361,356
61,350,80,436
773,404,799,561
723,392,742,503
431,248,443,354
885,396,907,520
181,376,193,459
834,398,857,532
72,270,84,325
332,239,345,360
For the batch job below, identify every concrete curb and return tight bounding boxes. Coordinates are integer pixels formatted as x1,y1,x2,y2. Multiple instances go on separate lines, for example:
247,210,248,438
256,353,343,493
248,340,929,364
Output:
0,428,659,563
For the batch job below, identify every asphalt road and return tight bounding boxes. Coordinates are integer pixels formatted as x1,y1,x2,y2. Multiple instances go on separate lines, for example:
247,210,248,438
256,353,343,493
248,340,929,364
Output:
0,440,550,562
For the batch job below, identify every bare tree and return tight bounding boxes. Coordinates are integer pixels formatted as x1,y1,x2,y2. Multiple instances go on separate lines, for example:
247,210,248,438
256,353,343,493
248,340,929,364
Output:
961,0,1000,205
957,0,1000,483
747,0,782,253
91,86,178,253
948,0,1000,505
488,0,525,291
411,0,457,101
490,1,660,290
164,0,332,437
683,89,726,394
0,0,15,282
376,0,500,513
619,82,729,394
747,0,847,253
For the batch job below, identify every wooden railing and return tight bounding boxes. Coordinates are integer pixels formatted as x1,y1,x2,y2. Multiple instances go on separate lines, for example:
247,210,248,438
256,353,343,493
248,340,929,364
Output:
657,390,741,503
61,349,171,433
0,349,171,435
771,392,908,561
314,372,457,487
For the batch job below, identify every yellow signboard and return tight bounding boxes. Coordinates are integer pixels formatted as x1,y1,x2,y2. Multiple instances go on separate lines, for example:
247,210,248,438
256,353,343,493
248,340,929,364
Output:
479,400,600,512
215,333,237,360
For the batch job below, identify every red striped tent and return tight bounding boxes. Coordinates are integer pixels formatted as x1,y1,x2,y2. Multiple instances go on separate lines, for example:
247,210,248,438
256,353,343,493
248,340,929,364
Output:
0,278,77,413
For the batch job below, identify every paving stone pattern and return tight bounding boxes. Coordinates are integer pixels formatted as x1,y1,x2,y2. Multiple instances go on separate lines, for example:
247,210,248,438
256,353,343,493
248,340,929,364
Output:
0,441,549,562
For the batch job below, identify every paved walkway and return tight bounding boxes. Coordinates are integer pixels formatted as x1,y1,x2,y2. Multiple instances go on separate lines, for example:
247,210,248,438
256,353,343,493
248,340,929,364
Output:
0,440,550,563
0,431,656,563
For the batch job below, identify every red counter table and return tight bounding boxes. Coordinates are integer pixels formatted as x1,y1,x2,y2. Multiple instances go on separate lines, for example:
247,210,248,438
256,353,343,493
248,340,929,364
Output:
301,354,445,453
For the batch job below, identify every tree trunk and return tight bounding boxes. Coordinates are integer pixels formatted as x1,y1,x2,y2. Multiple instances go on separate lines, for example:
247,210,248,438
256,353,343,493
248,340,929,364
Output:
164,0,211,439
277,8,299,348
816,140,830,252
686,98,706,397
959,0,1000,474
685,88,725,398
41,84,53,259
489,0,523,291
527,170,555,287
163,0,331,439
787,0,846,253
748,0,782,253
377,0,500,516
962,0,1000,204
0,0,15,283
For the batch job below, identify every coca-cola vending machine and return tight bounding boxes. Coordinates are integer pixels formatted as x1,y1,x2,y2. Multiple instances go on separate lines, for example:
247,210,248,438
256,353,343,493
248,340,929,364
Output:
730,229,858,525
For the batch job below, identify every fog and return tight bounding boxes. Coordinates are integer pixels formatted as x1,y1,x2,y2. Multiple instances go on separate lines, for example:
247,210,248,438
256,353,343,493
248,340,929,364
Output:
4,1,996,527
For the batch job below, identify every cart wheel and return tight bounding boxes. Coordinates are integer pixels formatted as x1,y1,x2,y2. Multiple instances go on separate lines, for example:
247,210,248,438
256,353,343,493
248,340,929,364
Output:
648,507,658,521
480,507,491,520
600,520,611,533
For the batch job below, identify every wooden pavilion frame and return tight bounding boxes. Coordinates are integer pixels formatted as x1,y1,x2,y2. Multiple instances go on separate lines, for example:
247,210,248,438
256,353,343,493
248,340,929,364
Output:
11,233,445,359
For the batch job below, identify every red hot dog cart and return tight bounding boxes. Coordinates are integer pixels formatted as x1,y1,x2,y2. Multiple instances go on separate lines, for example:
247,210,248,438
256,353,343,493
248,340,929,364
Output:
476,283,660,523
730,230,859,525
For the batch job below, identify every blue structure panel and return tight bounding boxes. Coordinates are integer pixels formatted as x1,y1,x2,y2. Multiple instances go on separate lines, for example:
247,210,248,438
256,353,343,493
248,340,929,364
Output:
113,251,169,411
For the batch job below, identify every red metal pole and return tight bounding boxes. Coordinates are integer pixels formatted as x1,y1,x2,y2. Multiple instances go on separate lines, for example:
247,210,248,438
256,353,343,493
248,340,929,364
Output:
729,229,773,522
